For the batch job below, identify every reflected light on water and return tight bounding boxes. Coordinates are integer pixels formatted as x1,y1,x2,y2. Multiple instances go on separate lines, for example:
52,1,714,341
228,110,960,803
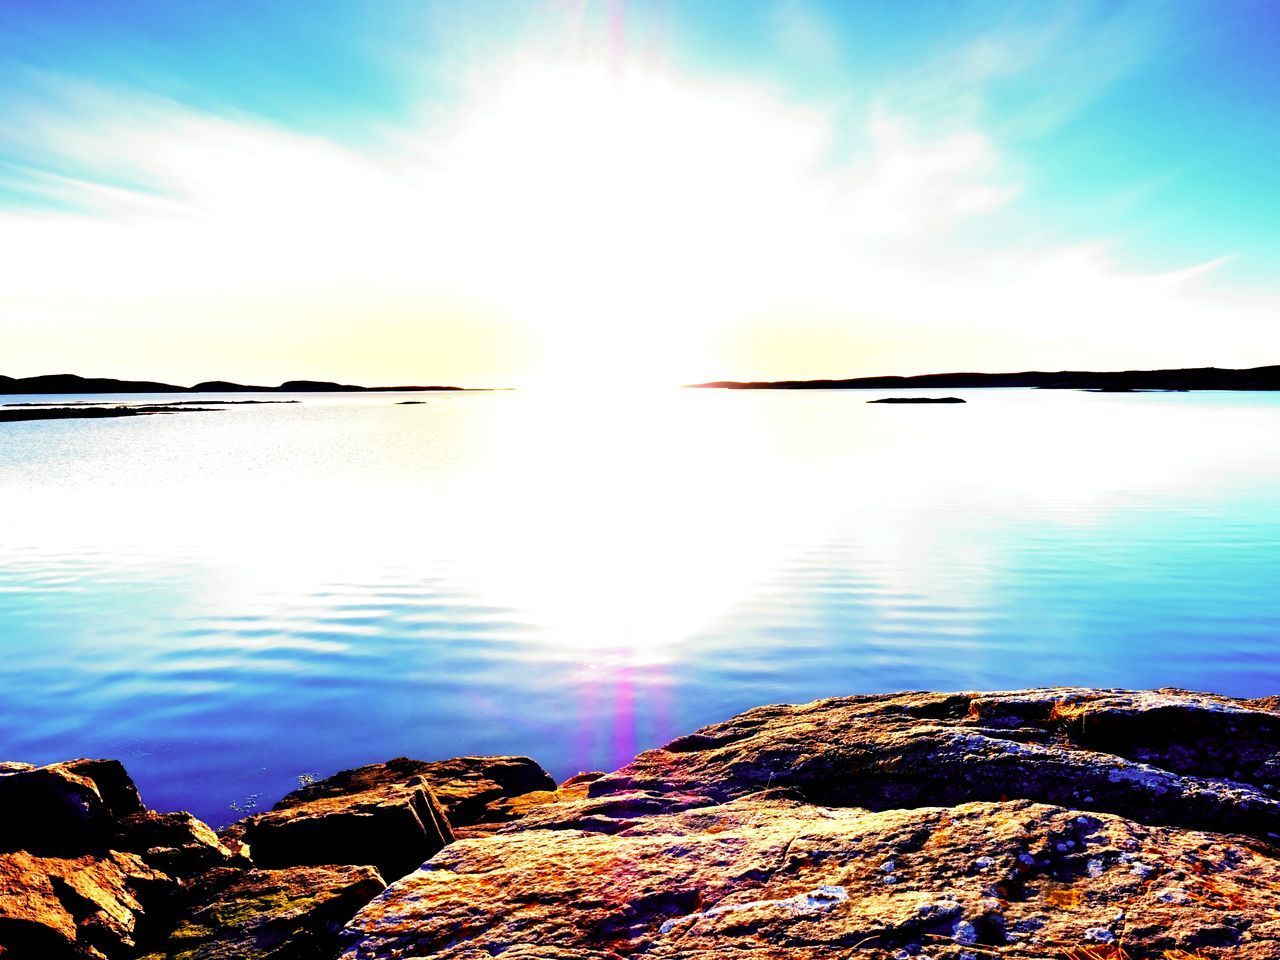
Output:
6,388,1280,661
3,389,1280,821
449,386,807,658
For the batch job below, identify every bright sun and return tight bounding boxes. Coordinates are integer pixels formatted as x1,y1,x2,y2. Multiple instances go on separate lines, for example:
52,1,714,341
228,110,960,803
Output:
422,56,835,389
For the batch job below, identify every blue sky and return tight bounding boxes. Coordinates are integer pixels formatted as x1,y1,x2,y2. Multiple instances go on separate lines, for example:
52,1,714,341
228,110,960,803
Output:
1,0,1277,384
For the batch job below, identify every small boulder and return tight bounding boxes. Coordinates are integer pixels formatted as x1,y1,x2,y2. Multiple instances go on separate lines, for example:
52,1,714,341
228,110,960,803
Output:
115,811,243,878
0,759,142,855
239,756,557,877
60,760,147,820
239,773,453,882
276,756,556,829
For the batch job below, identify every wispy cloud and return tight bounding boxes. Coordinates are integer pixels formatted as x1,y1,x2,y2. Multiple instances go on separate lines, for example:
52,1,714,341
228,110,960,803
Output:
872,1,1174,139
0,7,1273,384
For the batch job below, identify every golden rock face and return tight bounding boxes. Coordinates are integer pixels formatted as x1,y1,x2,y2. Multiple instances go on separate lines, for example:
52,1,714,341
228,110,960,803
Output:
342,688,1280,959
9,688,1280,959
339,795,1280,959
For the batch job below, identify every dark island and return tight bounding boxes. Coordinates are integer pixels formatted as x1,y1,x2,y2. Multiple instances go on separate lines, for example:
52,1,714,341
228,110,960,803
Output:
6,365,1280,398
868,396,966,404
0,374,488,395
0,405,219,423
6,687,1280,959
693,363,1280,391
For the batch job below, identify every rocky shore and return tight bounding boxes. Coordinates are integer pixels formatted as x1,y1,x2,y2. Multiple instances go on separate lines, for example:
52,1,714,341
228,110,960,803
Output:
6,687,1280,959
0,405,219,423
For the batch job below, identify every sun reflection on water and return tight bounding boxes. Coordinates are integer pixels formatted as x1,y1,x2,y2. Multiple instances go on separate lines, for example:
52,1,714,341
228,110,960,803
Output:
6,389,1280,667
4,389,1280,819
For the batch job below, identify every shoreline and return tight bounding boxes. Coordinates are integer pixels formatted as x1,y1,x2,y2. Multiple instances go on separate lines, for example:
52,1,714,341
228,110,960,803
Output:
692,363,1280,391
0,405,219,423
0,374,500,395
6,685,1280,959
4,365,1280,397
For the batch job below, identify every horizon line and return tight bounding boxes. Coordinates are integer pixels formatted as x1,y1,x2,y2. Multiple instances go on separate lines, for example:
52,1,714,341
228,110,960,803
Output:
5,363,1280,395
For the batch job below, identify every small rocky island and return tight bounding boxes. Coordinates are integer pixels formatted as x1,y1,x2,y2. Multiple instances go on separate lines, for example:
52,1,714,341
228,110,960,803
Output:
868,397,966,404
6,687,1280,959
0,405,219,423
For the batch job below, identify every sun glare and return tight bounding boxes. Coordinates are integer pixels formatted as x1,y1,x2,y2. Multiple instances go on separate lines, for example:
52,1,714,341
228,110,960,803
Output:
420,57,834,388
2,35,1271,387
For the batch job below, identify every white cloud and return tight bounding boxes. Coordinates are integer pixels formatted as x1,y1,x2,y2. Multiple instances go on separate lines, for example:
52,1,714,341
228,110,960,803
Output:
0,31,1274,386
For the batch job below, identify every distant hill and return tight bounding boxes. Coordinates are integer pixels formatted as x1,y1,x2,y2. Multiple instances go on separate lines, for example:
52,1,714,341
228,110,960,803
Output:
1,373,189,394
7,366,1280,395
692,365,1280,391
0,374,478,395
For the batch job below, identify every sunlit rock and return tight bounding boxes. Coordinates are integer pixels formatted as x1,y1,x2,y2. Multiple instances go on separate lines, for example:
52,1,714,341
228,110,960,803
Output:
0,849,174,960
589,687,1280,839
340,687,1280,958
0,759,234,959
341,795,1280,957
115,811,243,878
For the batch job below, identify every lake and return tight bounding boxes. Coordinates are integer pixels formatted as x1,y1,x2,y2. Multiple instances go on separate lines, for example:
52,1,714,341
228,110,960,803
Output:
2,387,1279,824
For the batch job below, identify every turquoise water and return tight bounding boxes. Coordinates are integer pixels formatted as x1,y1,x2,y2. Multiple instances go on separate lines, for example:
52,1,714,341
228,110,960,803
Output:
2,388,1279,824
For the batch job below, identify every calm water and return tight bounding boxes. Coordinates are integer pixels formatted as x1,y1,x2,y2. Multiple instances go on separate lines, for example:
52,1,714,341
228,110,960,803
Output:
2,388,1279,824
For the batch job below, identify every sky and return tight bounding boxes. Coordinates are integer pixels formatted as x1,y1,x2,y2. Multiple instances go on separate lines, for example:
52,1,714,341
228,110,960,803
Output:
0,0,1277,387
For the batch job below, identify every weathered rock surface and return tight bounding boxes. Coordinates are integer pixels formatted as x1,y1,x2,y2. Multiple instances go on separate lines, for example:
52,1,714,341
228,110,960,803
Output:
237,756,556,878
450,768,604,839
589,687,1280,841
342,794,1280,958
344,688,1280,959
140,865,385,960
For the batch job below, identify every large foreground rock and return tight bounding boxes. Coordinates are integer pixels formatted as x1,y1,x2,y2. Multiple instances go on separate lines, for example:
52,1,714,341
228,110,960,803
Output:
0,753,563,959
343,688,1280,959
342,794,1280,958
